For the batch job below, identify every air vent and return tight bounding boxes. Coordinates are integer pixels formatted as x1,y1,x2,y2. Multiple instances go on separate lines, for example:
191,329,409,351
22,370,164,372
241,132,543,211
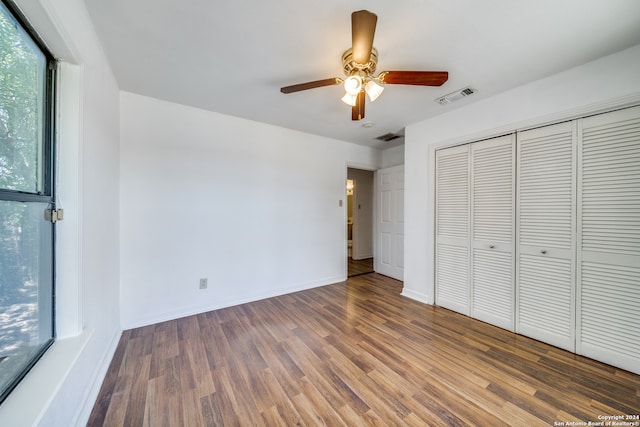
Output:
375,132,402,142
435,86,477,105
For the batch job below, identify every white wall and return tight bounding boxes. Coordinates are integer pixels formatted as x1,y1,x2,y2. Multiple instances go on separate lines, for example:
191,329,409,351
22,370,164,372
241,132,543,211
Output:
0,0,122,426
381,144,405,168
403,44,640,304
120,92,381,328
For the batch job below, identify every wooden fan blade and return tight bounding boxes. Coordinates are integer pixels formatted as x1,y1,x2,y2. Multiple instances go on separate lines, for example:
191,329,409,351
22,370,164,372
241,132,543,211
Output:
280,78,341,94
352,90,366,121
352,10,377,65
378,71,448,86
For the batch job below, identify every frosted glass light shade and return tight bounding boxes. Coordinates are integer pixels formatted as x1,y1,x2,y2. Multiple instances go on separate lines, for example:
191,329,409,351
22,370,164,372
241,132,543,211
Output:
343,76,363,95
341,92,357,106
365,80,384,102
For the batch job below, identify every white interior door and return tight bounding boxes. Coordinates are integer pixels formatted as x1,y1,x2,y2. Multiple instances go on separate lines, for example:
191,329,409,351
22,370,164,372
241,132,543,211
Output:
516,121,577,352
435,145,470,315
577,106,640,374
470,135,515,331
376,165,404,281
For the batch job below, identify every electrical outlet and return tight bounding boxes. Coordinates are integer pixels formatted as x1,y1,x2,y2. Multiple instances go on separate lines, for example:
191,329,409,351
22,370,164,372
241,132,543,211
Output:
199,278,208,289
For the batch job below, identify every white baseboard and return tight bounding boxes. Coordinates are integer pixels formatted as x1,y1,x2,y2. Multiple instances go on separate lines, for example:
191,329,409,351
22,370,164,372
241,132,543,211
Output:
123,275,346,330
401,288,432,305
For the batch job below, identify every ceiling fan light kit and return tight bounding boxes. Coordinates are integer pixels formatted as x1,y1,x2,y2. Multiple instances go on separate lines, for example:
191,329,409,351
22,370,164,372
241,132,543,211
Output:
340,75,384,106
341,92,357,107
280,10,449,121
344,75,363,95
364,80,384,102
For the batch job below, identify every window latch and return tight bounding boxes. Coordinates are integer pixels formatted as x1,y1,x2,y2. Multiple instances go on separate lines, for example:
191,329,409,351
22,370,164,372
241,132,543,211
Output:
45,208,64,224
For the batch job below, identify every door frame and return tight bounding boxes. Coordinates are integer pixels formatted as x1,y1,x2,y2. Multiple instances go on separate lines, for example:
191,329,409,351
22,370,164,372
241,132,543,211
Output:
345,164,377,278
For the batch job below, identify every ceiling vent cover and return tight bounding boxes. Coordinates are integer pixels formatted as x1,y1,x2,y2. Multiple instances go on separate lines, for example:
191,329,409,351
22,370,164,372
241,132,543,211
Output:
435,86,477,105
375,132,403,142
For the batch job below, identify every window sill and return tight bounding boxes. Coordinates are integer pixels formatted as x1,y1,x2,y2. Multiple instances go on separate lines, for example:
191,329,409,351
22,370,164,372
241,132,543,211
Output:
0,329,93,426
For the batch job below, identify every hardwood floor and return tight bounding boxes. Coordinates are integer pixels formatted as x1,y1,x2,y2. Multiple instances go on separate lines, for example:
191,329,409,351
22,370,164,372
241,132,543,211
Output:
88,274,640,426
348,257,374,277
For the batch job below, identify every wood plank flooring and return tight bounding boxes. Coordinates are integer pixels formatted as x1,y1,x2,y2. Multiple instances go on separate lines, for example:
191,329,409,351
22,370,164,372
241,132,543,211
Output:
347,257,374,277
88,274,640,426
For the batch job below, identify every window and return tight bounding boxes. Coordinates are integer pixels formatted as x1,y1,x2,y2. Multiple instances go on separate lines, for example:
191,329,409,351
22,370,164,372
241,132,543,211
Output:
0,0,56,404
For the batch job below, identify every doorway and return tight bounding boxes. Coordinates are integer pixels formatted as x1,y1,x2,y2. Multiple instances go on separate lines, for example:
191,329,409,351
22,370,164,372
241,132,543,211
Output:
347,168,374,277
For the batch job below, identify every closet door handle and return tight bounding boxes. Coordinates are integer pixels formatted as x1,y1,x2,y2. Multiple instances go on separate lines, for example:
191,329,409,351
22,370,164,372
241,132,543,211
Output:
541,249,547,254
489,245,495,249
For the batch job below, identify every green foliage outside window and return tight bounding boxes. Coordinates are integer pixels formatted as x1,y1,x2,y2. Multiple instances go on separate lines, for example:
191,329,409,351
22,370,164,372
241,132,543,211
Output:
0,6,45,193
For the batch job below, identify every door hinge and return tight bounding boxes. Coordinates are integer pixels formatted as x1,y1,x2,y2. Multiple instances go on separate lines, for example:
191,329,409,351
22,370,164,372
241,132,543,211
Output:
45,208,64,224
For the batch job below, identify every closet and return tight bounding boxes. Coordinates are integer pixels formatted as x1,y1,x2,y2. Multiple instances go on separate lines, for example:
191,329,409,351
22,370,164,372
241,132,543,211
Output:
470,136,515,331
516,121,576,351
577,107,640,373
435,135,515,330
435,144,470,316
435,105,640,374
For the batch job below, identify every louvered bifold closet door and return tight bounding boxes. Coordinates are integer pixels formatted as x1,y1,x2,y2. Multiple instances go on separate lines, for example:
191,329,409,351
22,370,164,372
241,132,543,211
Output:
517,121,576,352
470,135,515,331
577,106,640,375
436,145,470,315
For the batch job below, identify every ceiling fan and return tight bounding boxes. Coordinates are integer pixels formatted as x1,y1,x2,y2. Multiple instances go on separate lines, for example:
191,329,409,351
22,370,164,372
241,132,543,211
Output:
280,10,449,121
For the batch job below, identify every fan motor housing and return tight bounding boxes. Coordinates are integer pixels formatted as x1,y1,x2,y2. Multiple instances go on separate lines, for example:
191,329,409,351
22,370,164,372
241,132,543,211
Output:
342,48,378,76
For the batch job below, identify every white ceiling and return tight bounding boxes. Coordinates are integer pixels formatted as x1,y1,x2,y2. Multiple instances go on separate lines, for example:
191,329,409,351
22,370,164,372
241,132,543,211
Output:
83,0,640,149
